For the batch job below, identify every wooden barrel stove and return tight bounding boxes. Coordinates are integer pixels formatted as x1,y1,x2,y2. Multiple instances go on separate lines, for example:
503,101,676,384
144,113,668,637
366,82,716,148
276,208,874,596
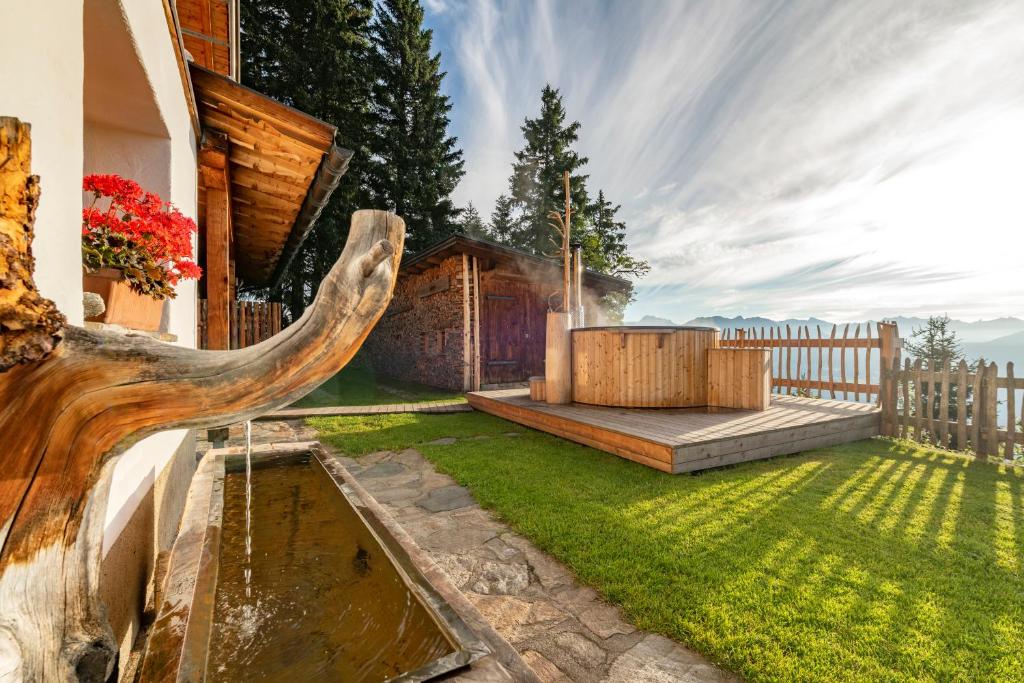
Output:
570,326,719,407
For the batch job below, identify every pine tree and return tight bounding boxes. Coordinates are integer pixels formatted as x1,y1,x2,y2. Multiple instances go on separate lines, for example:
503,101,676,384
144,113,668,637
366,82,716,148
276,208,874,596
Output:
582,190,649,278
367,0,464,252
904,315,964,366
241,0,374,319
489,194,516,243
508,85,589,255
905,315,974,434
459,202,488,238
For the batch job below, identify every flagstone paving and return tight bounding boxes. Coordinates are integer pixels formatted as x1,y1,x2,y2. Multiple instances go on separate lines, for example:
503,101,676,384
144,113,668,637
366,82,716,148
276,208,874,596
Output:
209,420,739,682
257,398,472,420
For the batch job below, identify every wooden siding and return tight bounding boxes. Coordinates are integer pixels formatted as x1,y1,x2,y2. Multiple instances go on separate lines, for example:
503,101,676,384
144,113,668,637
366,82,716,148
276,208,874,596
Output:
366,253,615,390
468,389,881,474
707,348,772,410
571,327,717,407
177,0,232,76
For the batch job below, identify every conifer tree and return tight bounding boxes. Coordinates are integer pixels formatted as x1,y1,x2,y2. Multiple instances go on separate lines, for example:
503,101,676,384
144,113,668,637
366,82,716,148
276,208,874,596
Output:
507,85,589,255
241,0,374,318
905,315,975,431
367,0,464,252
904,315,965,366
459,202,488,238
582,190,649,278
489,194,516,243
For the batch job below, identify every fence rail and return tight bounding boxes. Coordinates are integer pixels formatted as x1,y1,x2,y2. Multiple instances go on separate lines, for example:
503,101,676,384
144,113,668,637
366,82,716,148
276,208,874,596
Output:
881,358,1023,460
198,299,282,350
720,322,899,403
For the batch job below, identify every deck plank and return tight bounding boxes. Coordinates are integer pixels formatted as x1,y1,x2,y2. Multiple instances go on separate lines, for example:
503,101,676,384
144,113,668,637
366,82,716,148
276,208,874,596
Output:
467,389,881,474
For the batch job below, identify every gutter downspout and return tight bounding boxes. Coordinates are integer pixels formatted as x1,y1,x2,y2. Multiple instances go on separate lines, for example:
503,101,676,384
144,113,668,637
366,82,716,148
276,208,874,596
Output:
268,144,353,290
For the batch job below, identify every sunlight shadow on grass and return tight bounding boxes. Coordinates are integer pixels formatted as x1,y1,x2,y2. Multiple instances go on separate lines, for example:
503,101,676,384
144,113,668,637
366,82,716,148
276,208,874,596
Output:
870,462,928,530
902,466,949,546
993,479,1019,572
618,464,798,532
309,413,1024,682
819,455,883,508
830,458,898,514
847,459,913,523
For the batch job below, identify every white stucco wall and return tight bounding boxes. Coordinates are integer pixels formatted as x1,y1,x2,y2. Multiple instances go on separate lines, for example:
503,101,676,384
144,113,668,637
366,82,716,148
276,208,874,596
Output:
82,0,200,556
0,2,86,324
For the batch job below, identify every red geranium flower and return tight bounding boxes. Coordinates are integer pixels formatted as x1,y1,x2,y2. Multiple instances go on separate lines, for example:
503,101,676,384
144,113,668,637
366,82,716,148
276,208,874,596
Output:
82,174,202,299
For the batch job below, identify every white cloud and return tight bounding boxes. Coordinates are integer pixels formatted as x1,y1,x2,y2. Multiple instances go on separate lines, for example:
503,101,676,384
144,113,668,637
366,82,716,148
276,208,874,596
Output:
423,0,449,15
442,0,1024,321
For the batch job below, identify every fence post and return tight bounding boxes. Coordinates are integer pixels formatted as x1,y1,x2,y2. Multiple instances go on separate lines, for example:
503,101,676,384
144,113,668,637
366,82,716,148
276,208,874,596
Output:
971,358,985,459
877,321,900,408
1007,362,1017,460
881,357,898,436
984,361,999,457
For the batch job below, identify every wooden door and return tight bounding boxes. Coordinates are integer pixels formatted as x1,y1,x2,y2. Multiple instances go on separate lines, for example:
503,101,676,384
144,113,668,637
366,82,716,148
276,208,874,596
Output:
480,280,547,384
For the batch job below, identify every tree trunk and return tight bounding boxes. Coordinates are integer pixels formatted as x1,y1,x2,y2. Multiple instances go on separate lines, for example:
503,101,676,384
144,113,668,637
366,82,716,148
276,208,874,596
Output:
0,118,65,371
0,121,404,680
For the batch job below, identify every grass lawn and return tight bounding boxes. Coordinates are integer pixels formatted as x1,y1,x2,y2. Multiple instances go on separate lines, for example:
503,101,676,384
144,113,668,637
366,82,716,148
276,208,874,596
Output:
310,412,1024,682
291,358,464,408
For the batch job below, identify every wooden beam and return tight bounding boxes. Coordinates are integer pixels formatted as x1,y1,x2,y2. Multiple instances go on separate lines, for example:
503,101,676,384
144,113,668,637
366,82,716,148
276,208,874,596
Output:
472,256,481,391
0,210,403,680
205,188,230,349
202,131,231,349
462,253,471,392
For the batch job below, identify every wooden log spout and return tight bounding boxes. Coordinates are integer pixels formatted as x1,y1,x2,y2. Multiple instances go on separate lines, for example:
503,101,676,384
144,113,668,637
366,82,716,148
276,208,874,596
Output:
0,201,404,680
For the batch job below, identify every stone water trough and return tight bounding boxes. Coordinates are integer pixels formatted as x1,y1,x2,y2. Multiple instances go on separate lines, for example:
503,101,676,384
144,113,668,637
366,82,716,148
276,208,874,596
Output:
139,442,533,681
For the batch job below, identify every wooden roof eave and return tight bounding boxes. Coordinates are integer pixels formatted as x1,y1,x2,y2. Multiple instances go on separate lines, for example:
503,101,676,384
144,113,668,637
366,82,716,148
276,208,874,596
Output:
268,144,353,289
190,63,350,285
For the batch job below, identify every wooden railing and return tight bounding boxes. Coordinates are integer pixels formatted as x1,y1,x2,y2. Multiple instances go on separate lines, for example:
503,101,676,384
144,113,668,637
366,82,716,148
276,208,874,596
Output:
720,322,899,403
881,358,1023,460
198,299,282,350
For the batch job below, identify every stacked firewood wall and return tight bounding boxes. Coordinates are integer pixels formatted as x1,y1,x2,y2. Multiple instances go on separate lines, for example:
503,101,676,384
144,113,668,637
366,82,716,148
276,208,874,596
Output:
362,255,467,390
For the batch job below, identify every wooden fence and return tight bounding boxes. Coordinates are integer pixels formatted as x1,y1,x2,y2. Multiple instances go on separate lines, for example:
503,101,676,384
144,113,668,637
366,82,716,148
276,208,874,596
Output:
720,322,899,403
881,358,1023,460
198,299,282,350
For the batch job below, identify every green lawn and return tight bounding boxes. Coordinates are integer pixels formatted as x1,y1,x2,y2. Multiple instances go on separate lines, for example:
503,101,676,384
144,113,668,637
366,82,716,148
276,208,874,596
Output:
310,412,1024,682
291,359,464,408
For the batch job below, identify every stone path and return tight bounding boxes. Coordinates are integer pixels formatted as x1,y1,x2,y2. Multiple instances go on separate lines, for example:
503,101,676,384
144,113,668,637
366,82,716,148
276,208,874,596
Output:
257,399,472,420
216,420,740,683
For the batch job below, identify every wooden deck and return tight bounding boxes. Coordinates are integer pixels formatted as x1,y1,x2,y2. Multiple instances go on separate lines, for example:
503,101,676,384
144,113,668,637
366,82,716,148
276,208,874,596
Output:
467,389,881,473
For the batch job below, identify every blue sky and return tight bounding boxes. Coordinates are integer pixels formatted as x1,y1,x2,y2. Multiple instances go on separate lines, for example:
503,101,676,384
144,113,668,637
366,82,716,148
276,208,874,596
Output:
422,0,1024,323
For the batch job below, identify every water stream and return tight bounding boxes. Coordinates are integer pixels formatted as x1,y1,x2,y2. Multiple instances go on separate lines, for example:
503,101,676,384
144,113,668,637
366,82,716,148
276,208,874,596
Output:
244,419,252,598
207,455,452,680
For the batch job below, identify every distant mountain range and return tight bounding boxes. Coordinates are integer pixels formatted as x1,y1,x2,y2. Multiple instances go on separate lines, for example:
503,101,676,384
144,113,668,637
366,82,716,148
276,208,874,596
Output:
623,314,1024,365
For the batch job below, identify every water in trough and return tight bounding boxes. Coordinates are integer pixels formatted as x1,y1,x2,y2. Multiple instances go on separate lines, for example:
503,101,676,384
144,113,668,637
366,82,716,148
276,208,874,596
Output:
206,454,453,681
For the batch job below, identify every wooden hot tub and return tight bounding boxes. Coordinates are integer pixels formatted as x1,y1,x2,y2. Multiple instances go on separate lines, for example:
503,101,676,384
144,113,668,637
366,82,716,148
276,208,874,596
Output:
571,326,719,407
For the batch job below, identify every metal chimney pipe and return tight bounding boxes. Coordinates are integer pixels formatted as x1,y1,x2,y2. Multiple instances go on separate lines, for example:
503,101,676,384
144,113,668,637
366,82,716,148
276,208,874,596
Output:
571,242,583,328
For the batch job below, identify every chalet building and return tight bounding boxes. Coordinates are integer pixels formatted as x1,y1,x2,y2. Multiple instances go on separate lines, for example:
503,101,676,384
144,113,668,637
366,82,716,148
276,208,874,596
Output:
363,234,632,390
0,1,343,675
